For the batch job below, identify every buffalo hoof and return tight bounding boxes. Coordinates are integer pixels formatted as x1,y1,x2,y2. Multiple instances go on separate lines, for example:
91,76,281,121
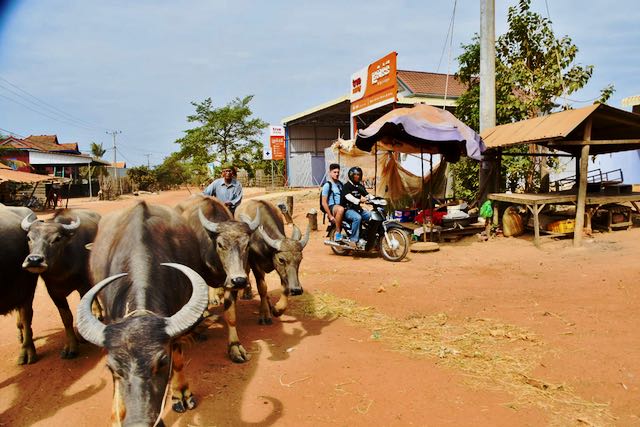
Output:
60,348,79,359
172,395,197,413
258,316,273,325
228,342,251,363
290,288,304,296
17,347,37,365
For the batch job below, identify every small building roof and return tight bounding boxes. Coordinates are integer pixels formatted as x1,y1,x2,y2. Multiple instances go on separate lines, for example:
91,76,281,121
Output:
0,168,58,184
480,103,640,155
397,70,466,98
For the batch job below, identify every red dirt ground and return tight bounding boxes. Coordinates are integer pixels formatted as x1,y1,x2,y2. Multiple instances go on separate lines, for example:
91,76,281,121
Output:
1,188,638,426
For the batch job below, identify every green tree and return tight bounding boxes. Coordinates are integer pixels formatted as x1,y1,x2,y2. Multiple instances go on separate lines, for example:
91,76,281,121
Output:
176,96,268,178
90,142,106,158
154,153,189,189
127,166,157,191
453,0,614,198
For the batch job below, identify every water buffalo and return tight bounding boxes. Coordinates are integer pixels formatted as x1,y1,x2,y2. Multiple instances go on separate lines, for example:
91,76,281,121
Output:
78,201,209,426
179,194,260,363
21,208,101,359
0,205,39,364
235,200,309,325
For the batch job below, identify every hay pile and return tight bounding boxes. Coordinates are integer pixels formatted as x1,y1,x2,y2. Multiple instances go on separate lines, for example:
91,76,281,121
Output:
290,291,614,426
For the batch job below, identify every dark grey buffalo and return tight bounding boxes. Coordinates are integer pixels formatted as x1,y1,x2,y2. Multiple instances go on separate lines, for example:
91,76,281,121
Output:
77,201,209,426
235,199,309,325
21,208,101,359
178,194,260,363
0,205,39,364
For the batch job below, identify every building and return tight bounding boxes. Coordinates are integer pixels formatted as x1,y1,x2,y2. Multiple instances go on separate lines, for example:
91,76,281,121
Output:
0,134,109,198
281,70,466,186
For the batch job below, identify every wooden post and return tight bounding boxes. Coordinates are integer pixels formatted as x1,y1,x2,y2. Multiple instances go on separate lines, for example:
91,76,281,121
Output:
573,119,592,247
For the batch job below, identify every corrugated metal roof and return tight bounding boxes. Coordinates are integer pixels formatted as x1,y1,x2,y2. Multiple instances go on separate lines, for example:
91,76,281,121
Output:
281,95,349,124
480,104,599,149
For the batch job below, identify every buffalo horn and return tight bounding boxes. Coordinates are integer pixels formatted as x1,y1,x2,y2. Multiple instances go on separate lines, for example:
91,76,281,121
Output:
239,208,261,231
61,216,81,231
163,263,209,338
299,223,311,249
76,273,128,347
291,224,302,241
198,208,219,233
257,225,282,251
20,212,38,232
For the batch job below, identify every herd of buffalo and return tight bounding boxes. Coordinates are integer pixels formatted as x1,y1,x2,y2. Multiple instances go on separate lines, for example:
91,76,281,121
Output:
0,194,310,426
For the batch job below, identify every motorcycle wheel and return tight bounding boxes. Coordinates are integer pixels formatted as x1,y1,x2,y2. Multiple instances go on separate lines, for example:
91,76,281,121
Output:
380,228,409,262
328,228,350,256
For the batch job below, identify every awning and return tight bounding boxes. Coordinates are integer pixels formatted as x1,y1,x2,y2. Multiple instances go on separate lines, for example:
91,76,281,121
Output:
355,104,485,162
0,169,60,184
480,103,640,155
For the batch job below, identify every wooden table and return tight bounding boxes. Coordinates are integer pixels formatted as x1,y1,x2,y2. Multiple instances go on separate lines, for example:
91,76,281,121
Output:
488,192,640,246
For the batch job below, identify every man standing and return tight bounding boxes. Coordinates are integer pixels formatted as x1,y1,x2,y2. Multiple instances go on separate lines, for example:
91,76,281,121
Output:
320,163,345,241
342,166,371,249
203,163,243,214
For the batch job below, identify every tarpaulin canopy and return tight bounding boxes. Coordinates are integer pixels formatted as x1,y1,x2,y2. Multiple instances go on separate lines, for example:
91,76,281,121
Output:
355,104,485,162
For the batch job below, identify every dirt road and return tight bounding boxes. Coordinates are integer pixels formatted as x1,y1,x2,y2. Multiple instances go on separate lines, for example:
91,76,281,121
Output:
1,189,638,426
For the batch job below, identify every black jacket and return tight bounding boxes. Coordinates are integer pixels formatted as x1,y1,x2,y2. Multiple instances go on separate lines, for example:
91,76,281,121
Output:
341,180,368,211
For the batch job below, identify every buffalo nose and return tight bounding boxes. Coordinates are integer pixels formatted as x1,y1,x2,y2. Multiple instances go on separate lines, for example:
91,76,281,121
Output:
27,255,44,265
231,277,248,288
290,287,304,296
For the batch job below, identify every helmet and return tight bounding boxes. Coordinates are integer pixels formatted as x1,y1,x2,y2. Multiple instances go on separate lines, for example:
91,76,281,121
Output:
348,166,363,183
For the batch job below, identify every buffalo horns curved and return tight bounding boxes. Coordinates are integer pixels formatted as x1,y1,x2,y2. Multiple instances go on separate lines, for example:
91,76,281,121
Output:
162,262,209,338
198,208,219,233
20,213,38,232
238,208,261,231
77,273,128,347
257,225,282,251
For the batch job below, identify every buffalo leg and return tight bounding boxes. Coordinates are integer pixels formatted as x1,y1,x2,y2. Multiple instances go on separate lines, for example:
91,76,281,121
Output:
241,283,253,300
272,280,290,318
170,343,196,413
253,266,273,325
48,293,79,359
16,304,36,365
223,290,251,363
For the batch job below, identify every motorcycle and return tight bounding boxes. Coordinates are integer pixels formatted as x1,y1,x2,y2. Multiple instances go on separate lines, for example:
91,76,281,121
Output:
323,196,410,262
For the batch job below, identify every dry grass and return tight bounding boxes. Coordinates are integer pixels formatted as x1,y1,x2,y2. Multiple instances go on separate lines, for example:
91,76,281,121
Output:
289,291,614,426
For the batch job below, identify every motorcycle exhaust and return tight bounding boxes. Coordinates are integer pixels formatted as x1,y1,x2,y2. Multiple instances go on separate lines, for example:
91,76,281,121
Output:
324,240,343,247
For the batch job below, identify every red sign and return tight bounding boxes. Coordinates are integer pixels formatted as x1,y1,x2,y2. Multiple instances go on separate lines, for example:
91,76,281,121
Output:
350,52,398,115
270,136,286,160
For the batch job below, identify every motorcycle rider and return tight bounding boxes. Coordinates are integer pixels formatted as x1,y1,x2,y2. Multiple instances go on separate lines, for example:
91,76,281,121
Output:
321,163,345,241
342,166,371,249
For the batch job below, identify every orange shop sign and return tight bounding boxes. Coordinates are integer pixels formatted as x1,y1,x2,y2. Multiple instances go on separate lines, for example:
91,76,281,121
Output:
350,51,397,115
270,136,285,160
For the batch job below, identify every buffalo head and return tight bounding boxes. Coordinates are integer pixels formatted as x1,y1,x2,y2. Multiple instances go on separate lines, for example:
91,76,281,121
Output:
198,208,260,289
21,213,80,273
76,263,208,427
257,223,309,297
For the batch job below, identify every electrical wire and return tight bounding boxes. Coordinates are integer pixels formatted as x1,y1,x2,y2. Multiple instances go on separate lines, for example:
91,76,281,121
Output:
0,76,111,132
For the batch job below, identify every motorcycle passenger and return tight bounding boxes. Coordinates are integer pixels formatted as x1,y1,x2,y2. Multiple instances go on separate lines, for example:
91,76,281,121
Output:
321,163,345,242
341,166,371,249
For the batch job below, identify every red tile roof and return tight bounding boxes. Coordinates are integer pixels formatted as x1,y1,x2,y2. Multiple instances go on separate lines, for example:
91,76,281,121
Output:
397,70,467,98
16,135,80,154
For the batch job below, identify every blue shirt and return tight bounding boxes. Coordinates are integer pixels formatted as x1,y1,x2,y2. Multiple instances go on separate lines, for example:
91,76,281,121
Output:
203,178,243,209
321,180,342,207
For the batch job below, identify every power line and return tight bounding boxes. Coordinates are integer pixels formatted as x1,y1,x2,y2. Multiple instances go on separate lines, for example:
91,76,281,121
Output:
0,76,111,131
0,127,27,138
0,92,100,132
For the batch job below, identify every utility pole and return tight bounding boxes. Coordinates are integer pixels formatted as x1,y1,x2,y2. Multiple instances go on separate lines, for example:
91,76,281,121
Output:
144,154,151,168
479,0,496,204
106,130,122,195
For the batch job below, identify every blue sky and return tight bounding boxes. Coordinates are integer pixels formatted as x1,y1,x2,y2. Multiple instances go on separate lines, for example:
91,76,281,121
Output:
1,0,638,167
